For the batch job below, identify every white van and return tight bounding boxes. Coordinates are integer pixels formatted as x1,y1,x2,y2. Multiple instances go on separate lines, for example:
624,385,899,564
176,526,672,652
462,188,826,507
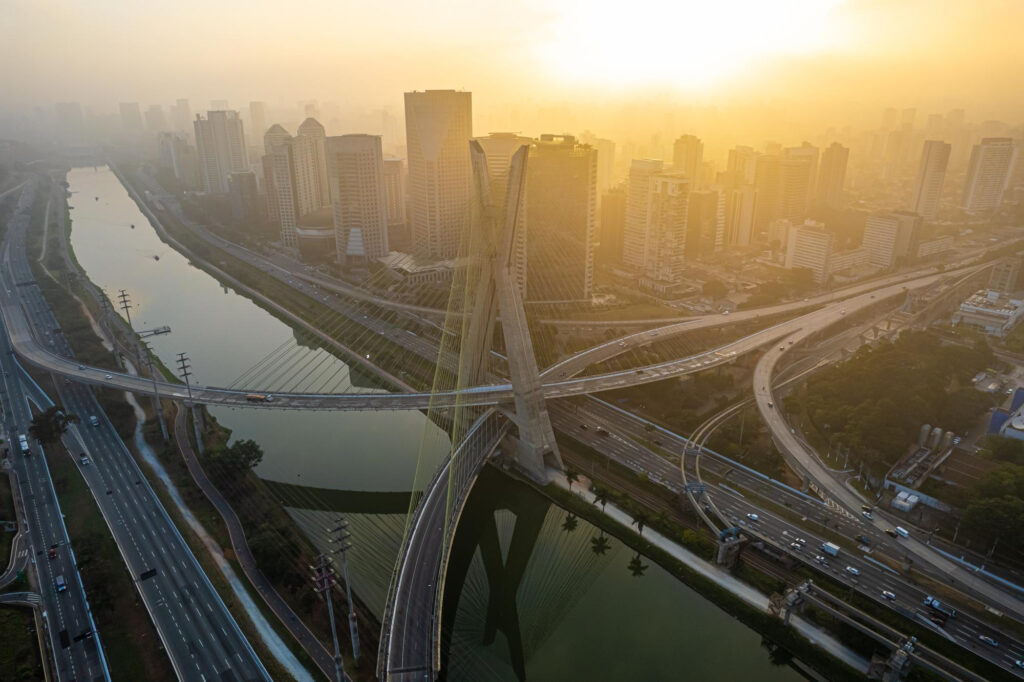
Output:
895,526,909,538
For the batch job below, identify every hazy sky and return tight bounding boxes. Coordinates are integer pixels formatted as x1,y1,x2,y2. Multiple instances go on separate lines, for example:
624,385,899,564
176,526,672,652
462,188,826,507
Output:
2,0,1022,120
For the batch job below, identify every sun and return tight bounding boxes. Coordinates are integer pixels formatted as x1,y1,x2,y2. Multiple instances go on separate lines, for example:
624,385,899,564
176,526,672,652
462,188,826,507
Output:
535,0,850,91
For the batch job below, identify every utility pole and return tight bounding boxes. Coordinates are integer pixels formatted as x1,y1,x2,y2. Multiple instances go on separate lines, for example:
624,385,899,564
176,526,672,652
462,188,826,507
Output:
329,518,360,666
142,340,168,441
117,289,133,330
176,352,193,402
311,554,345,682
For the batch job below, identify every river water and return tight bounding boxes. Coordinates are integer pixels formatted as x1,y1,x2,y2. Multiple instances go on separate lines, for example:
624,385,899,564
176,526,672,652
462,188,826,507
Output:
66,166,802,681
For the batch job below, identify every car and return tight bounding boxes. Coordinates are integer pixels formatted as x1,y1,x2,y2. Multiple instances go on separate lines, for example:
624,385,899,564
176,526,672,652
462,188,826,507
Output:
48,546,57,560
779,346,785,351
1006,387,1015,395
789,542,802,551
979,635,999,647
1014,660,1024,670
746,513,759,522
618,341,626,347
855,534,870,545
881,590,896,600
862,511,873,520
89,415,99,427
795,537,807,545
767,401,774,408
76,364,85,370
885,528,898,538
580,424,588,430
845,566,860,576
722,310,729,315
596,428,609,437
104,374,112,379
55,575,66,592
813,554,826,564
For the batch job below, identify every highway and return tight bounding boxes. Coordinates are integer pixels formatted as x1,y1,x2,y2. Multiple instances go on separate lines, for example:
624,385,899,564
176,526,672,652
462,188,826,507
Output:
749,275,1024,626
550,399,1024,677
1,322,109,681
2,179,270,681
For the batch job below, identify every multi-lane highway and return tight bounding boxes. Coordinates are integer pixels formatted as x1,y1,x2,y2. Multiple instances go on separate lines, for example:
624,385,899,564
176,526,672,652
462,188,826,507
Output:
2,179,270,681
551,398,1024,676
1,320,109,681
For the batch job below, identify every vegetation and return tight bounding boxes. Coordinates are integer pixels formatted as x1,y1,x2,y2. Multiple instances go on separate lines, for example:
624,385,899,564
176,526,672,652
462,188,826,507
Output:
28,405,79,446
792,332,994,478
960,461,1024,553
0,607,43,680
740,268,815,308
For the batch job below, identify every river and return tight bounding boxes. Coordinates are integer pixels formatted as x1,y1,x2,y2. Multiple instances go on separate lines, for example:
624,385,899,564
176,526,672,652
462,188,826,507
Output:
66,165,803,681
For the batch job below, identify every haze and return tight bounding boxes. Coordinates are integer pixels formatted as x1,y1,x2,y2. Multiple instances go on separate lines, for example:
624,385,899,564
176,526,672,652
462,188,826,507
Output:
3,0,1023,129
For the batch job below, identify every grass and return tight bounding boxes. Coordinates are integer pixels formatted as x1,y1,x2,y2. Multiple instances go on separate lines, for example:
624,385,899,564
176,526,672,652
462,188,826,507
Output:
0,606,44,680
0,473,15,571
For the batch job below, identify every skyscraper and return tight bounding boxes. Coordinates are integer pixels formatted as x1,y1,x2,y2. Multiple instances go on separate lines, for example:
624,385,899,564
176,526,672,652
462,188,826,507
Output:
672,134,704,187
753,153,780,231
525,134,597,301
599,186,626,264
725,184,757,247
193,111,248,194
119,102,144,131
382,158,407,228
296,118,331,212
645,173,691,283
727,146,758,185
815,142,849,209
962,138,1018,213
404,90,473,260
326,134,389,262
261,124,291,225
144,105,168,133
249,101,268,145
265,121,331,247
908,140,950,220
785,223,834,283
623,159,664,270
685,189,724,260
579,132,616,196
778,143,819,222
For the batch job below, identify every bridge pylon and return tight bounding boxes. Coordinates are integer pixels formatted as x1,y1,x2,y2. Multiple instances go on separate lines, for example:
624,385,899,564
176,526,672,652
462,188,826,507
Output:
459,141,562,483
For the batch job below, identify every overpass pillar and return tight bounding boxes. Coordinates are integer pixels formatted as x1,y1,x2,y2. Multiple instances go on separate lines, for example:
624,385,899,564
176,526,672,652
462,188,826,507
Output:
715,534,743,567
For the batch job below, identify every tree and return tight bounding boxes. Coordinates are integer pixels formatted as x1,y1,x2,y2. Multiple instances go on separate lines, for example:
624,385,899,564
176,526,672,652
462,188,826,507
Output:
210,438,264,479
627,552,649,577
593,486,609,512
590,534,611,556
702,279,728,301
565,467,579,492
29,406,79,446
631,509,650,536
561,513,579,533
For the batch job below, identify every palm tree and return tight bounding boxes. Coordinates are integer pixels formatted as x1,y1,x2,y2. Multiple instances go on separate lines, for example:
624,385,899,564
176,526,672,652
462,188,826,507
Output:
631,509,650,537
627,552,649,577
593,486,609,512
29,406,79,446
561,513,578,533
565,467,579,492
590,534,611,556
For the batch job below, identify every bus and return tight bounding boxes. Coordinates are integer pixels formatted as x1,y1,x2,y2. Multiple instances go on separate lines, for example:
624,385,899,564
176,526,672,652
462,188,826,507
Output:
18,434,30,455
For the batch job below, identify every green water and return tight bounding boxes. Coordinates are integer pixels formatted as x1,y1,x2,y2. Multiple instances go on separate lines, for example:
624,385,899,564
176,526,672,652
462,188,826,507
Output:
66,166,803,681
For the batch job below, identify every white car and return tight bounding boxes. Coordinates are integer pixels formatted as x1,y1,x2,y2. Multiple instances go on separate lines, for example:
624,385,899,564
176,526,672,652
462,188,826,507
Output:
881,590,896,600
746,513,759,522
104,374,112,379
845,566,860,576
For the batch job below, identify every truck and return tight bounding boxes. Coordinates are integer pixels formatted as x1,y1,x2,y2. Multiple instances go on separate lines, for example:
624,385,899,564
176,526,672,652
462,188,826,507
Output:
821,542,840,557
923,596,956,618
244,394,272,403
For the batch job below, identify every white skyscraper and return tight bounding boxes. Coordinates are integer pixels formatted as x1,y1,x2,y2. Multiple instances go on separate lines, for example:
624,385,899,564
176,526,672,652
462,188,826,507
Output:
326,134,389,262
909,140,950,220
404,90,473,260
779,143,819,222
862,212,921,269
785,222,834,283
623,159,664,270
265,120,331,247
193,111,248,194
297,118,330,211
962,138,1017,214
725,184,758,247
645,174,691,283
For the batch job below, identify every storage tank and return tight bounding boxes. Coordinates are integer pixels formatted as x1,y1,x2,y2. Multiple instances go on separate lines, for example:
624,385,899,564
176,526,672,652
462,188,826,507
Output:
940,431,954,451
928,426,943,449
919,424,932,447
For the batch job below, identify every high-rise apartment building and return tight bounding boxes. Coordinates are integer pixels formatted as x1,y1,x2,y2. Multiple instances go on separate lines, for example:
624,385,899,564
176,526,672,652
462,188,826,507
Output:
382,158,407,228
193,110,248,194
261,124,291,225
264,119,331,247
908,140,950,220
785,223,834,283
727,145,758,185
579,132,616,196
326,134,389,262
815,142,848,209
725,184,758,247
779,143,819,222
672,134,704,187
404,90,473,260
989,257,1021,293
962,138,1018,213
119,102,144,131
645,174,691,284
297,118,330,211
685,189,724,260
525,134,597,301
623,159,664,270
158,133,200,189
862,212,921,269
249,101,267,145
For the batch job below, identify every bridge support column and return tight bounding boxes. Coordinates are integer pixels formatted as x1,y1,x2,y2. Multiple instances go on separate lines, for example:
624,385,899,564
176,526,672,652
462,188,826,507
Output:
716,534,742,567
